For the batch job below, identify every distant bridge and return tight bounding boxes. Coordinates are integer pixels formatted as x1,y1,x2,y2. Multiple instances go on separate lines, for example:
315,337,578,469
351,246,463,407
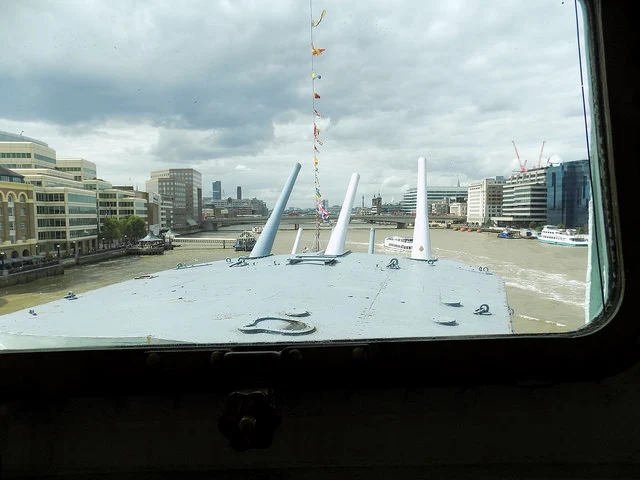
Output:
201,215,466,231
352,215,466,228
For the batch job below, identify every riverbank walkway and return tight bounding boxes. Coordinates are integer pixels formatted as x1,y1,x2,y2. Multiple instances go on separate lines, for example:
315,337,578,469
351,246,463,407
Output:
1,247,129,287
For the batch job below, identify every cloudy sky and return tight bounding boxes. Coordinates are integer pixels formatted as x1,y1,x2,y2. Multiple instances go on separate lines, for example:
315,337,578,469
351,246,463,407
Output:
0,0,589,208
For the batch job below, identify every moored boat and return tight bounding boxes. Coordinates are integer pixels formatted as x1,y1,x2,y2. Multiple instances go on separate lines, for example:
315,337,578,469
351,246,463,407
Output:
538,226,588,246
383,236,413,252
234,231,257,251
497,230,521,239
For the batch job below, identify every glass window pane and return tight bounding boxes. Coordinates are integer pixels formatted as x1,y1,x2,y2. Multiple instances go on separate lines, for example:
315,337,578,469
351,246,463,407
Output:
0,0,617,351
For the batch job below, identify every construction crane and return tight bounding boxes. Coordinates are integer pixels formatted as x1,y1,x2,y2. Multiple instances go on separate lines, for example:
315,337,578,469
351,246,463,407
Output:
537,140,546,168
512,140,527,172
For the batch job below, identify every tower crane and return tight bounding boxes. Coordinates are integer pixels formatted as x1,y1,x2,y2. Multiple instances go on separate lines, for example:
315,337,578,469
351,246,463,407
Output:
537,140,546,169
512,140,527,172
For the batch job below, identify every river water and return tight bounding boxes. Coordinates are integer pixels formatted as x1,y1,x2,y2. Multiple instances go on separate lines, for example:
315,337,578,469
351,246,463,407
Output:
0,223,589,335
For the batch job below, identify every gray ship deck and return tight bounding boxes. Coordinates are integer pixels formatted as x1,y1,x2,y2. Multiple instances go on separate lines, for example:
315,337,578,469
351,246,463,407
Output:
0,251,513,350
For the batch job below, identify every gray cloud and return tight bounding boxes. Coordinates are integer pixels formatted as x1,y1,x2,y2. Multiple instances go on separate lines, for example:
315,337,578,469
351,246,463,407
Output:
0,0,591,207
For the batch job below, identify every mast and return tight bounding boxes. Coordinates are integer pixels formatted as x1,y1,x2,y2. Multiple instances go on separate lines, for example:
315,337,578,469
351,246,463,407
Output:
310,2,328,252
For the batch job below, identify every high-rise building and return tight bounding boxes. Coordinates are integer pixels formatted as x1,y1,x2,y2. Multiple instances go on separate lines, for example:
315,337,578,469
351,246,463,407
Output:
496,168,548,228
212,181,222,200
148,168,202,230
237,186,242,200
546,159,590,229
146,177,184,230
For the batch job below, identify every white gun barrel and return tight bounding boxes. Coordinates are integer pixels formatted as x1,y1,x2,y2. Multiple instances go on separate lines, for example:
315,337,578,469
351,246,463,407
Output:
325,173,360,256
250,162,301,258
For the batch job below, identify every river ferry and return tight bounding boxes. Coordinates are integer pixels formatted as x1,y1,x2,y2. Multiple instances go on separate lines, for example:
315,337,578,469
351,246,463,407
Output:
538,226,588,246
234,231,257,251
383,236,413,252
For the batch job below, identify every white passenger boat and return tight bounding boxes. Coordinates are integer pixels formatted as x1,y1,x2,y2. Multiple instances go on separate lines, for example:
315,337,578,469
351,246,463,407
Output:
538,226,589,246
383,236,413,252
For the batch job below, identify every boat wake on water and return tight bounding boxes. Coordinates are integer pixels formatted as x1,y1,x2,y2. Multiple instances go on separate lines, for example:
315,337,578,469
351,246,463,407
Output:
516,314,568,328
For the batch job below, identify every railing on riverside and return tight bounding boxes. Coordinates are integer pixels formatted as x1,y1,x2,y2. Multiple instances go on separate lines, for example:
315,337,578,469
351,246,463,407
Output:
2,259,61,276
171,237,236,249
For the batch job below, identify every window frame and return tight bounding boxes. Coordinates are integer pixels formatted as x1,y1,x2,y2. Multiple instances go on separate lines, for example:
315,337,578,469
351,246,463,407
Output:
0,0,636,398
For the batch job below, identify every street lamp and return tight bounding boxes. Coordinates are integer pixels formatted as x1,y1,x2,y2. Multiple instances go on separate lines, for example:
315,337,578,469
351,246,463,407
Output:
72,241,76,255
56,244,61,258
1,251,4,268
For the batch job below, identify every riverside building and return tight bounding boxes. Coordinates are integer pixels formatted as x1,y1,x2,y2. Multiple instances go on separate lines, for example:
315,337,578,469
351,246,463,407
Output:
85,180,149,238
400,185,467,214
0,131,57,170
14,168,97,255
1,131,154,255
55,158,97,182
147,169,202,231
1,131,98,256
546,159,590,229
494,167,548,228
466,177,506,227
0,167,37,262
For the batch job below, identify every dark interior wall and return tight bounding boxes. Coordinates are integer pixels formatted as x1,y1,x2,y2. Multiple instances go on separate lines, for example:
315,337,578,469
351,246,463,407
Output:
2,366,640,478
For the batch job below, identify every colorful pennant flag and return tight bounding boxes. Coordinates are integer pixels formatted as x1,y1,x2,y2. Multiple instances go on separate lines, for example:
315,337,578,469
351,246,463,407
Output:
313,124,323,145
310,6,328,226
312,9,326,27
311,44,325,56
